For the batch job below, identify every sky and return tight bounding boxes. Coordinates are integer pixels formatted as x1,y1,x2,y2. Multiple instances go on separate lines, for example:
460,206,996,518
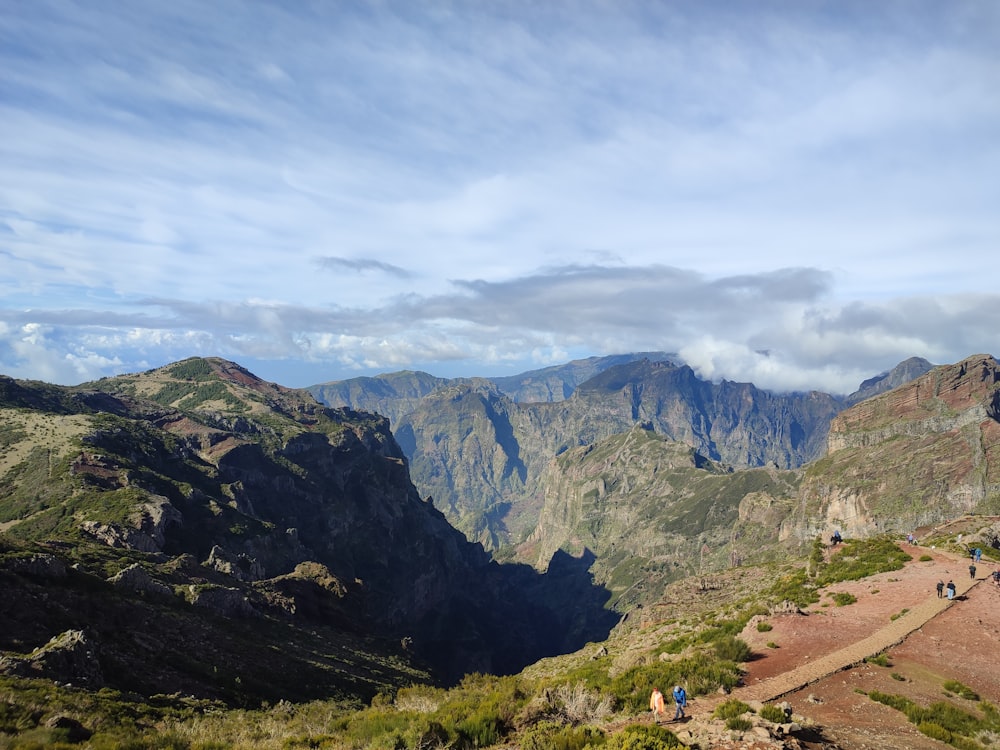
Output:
2,1,999,395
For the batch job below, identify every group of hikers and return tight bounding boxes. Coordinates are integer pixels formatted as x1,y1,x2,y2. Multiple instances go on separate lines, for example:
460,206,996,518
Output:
649,685,687,722
932,542,1000,598
935,579,958,599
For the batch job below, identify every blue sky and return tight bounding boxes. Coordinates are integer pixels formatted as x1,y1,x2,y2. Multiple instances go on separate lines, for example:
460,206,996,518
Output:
2,1,998,394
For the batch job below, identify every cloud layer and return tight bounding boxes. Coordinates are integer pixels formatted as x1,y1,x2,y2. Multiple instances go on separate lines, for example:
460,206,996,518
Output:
2,1,998,392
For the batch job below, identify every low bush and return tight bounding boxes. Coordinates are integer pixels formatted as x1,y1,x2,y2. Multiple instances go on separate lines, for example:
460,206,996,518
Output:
520,721,607,750
942,680,980,701
713,636,751,663
713,699,751,720
830,592,857,606
865,653,891,667
604,724,682,749
755,621,773,632
758,704,787,723
725,717,753,731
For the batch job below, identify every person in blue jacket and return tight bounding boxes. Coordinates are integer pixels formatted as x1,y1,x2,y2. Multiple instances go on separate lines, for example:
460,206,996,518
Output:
672,685,687,720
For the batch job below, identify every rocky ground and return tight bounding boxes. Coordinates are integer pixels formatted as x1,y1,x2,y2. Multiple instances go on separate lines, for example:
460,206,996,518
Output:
690,534,1000,749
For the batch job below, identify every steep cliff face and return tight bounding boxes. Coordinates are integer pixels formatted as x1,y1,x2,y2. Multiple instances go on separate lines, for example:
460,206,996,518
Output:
0,358,618,694
333,358,842,549
519,425,802,609
784,354,1000,542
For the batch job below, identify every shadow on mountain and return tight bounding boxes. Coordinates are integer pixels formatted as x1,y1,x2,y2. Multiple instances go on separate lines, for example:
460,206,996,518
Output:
417,548,619,685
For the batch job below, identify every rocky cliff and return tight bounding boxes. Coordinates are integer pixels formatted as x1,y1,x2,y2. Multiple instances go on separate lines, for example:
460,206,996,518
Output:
317,358,847,549
782,354,1000,542
0,358,618,700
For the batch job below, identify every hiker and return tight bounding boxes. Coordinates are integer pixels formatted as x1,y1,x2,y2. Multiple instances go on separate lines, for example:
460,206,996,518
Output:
975,548,982,563
830,530,842,546
936,580,944,598
969,563,977,580
907,533,914,544
672,685,687,721
649,687,666,721
946,580,956,600
993,569,1000,586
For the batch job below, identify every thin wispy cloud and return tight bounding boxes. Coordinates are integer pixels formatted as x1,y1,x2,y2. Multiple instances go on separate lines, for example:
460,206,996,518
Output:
1,1,998,392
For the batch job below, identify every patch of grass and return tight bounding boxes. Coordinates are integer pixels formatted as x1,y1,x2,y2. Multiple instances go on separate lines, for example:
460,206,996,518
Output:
865,653,891,667
891,673,906,682
758,704,787,723
943,680,980,701
725,716,753,731
604,724,682,749
713,699,752,720
889,608,909,621
816,537,912,587
868,690,1000,749
830,591,857,606
766,642,779,649
919,554,933,562
756,621,773,632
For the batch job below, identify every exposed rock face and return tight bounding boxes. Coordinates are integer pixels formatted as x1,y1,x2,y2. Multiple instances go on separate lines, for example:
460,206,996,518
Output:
189,585,258,618
7,553,67,578
80,498,182,553
519,425,802,607
371,359,841,548
107,563,174,597
205,545,265,581
0,357,619,686
0,629,104,687
786,355,1000,541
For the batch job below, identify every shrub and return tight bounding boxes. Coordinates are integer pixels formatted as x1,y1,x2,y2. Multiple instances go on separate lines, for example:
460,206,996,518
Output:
830,592,857,606
755,621,773,632
604,724,681,749
758,704,787,723
889,608,909,621
553,681,614,723
520,721,607,750
891,673,906,682
725,717,753,731
713,699,751,720
766,642,779,649
713,636,751,663
943,680,980,701
865,653,891,667
919,554,933,562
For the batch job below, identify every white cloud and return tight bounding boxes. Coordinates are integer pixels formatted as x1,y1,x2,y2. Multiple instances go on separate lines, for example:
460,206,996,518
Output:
1,1,998,389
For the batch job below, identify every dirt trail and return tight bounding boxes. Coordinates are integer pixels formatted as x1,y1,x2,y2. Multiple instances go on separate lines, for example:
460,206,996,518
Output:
733,574,982,704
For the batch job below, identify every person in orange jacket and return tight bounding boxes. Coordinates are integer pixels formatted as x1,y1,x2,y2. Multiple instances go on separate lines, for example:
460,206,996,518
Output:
649,687,666,721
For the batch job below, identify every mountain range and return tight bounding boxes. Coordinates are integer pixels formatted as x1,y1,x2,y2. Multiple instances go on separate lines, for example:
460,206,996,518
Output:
306,353,936,549
2,350,998,714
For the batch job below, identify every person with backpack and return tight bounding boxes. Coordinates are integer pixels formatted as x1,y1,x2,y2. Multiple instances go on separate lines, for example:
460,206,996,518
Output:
672,685,687,720
946,580,956,600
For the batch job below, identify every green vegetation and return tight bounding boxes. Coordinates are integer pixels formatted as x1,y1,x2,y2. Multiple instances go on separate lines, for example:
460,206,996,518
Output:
755,621,773,632
758,704,787,723
830,591,857,606
713,699,751,720
890,608,909,621
725,716,753,731
169,359,216,381
865,653,891,667
919,554,933,562
944,680,981,701
868,689,1000,750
